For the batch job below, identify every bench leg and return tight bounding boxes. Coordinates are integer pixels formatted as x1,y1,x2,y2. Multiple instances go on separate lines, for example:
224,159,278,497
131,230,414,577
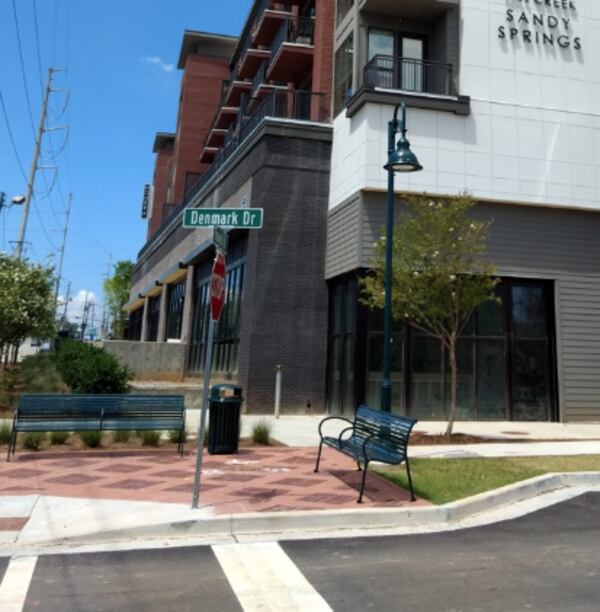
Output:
7,431,17,462
314,440,324,473
179,428,185,456
405,456,416,502
356,461,362,471
357,461,369,503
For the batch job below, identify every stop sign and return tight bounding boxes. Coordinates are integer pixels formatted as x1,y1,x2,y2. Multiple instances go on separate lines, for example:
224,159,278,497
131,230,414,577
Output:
210,252,226,321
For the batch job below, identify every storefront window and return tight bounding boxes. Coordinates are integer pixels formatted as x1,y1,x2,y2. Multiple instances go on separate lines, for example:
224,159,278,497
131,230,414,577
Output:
165,279,186,340
336,0,353,26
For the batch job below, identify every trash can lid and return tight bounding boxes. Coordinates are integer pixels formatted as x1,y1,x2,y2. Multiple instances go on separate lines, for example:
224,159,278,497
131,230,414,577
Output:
210,384,243,400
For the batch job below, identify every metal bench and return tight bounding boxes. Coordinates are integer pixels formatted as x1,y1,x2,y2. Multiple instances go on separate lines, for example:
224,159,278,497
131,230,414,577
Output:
7,394,186,461
314,405,417,503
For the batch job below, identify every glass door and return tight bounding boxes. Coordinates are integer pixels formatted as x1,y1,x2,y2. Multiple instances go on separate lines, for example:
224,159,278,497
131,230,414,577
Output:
400,37,424,92
368,29,395,89
509,282,555,421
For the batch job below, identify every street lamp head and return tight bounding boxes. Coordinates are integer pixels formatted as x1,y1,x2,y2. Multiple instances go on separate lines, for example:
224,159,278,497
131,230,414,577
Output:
384,134,423,173
11,195,25,205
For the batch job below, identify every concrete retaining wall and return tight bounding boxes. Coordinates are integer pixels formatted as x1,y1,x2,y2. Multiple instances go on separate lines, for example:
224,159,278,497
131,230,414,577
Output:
103,340,186,381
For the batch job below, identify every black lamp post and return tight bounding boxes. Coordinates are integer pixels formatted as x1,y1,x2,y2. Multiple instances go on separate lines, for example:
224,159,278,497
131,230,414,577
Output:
380,102,422,413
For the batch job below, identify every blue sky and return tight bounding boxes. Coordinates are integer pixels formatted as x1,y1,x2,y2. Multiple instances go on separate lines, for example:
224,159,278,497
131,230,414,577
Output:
0,0,249,325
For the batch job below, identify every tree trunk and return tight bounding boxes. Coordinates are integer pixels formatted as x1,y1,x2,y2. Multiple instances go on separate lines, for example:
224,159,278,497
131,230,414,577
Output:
445,340,458,437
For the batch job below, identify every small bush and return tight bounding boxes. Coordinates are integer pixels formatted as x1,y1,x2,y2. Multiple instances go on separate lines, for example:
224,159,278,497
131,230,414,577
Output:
169,429,187,444
141,430,161,447
54,340,132,394
78,430,102,448
50,431,69,445
0,423,12,445
23,432,45,451
113,430,131,443
252,420,271,445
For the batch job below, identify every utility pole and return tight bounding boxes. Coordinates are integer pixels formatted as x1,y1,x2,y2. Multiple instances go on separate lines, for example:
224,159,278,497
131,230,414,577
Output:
54,192,72,304
62,280,71,322
15,68,56,259
101,254,112,338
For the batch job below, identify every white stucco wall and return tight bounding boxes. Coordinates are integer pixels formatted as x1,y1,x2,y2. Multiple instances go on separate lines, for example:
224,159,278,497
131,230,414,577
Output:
329,0,600,211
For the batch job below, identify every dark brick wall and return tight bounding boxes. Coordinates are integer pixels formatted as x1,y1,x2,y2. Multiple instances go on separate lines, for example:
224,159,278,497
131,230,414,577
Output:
147,149,174,240
236,135,331,413
134,125,332,413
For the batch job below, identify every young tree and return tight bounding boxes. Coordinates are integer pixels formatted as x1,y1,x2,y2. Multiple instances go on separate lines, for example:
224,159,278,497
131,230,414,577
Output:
103,260,134,339
0,255,56,366
360,194,499,436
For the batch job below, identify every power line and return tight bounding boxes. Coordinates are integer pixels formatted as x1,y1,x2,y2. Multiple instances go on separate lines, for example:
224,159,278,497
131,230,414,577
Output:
32,0,45,94
11,0,37,136
0,90,29,182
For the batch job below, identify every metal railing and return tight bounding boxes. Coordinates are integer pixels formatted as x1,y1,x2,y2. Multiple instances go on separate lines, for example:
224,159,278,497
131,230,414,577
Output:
137,89,327,260
250,61,268,98
363,55,455,97
271,17,315,57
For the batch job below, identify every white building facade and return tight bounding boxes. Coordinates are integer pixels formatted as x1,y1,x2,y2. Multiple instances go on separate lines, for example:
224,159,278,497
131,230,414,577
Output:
325,0,600,422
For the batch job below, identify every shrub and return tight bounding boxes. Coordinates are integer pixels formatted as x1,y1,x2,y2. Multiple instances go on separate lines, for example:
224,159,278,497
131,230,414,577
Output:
169,429,187,444
0,422,12,445
78,430,102,448
54,340,132,394
50,431,69,445
252,420,271,445
141,430,161,447
23,432,45,451
113,430,131,443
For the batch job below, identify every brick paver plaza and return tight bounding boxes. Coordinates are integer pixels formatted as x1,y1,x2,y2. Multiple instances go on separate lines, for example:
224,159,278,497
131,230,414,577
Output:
0,446,426,519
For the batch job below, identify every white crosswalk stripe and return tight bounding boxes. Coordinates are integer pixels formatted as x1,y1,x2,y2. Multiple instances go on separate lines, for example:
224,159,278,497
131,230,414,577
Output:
0,556,37,612
213,542,332,612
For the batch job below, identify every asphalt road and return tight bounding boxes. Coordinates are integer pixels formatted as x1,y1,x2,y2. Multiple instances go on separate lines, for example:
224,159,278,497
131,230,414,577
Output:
0,493,598,611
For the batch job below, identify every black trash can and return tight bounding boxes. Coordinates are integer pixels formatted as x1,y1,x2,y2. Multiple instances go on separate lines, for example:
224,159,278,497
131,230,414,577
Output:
207,384,244,454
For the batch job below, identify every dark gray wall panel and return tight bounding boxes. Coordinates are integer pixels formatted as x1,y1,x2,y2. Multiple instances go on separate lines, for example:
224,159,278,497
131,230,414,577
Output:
329,192,600,422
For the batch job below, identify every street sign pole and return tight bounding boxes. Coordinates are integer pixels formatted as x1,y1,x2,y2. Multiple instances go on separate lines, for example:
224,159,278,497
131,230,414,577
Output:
192,251,227,509
191,316,215,509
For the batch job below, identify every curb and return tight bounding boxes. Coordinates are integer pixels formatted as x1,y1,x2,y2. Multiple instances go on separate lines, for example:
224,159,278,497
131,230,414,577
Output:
44,471,600,545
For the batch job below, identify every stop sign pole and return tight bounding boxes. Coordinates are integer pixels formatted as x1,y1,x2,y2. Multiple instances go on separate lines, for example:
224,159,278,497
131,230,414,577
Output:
192,251,226,509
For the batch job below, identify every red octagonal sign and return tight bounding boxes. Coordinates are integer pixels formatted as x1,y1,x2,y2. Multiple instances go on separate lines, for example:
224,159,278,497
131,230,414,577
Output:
211,252,226,321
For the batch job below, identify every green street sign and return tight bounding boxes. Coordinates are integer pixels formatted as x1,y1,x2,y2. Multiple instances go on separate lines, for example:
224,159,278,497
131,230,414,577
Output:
183,207,263,229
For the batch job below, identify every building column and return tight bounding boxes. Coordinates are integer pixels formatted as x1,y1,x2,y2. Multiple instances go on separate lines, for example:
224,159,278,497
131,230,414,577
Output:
311,0,335,119
140,297,149,341
157,284,169,342
180,265,195,343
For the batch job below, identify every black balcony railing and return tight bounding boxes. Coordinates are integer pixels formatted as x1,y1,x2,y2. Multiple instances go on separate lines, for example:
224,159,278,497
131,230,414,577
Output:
137,89,327,260
250,61,268,98
271,17,315,57
363,55,455,97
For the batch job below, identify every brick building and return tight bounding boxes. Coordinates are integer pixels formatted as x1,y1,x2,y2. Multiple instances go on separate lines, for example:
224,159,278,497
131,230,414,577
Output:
113,1,336,414
113,0,600,423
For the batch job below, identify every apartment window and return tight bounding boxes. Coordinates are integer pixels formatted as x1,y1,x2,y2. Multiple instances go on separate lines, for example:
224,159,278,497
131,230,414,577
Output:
367,29,426,93
336,0,353,26
333,33,353,116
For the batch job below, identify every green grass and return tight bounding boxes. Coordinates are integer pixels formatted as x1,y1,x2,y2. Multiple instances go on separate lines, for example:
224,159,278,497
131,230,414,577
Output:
377,456,600,505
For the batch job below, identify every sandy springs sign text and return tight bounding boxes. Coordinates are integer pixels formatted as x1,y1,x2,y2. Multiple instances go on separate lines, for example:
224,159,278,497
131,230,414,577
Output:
498,0,582,50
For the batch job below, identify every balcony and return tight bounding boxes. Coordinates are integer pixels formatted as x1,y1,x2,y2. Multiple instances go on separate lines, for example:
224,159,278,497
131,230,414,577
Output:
205,128,227,148
138,90,327,260
267,17,315,82
221,65,252,107
252,2,293,46
363,55,456,97
238,47,271,79
213,105,239,129
250,61,287,99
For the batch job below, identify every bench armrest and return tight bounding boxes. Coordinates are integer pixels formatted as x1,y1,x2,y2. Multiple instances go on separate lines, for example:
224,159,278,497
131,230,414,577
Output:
337,426,354,445
317,416,354,440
